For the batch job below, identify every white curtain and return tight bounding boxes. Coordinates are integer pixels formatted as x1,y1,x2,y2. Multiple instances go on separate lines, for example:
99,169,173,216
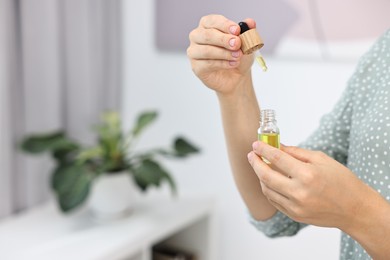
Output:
0,0,122,218
0,0,13,217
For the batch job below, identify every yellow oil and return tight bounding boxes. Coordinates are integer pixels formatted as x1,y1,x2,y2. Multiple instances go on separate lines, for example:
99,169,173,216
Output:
258,133,280,164
259,133,280,149
255,54,268,72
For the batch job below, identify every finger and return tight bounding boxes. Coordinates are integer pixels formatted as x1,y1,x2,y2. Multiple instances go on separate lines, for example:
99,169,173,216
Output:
259,180,290,207
242,18,256,30
267,199,294,221
189,28,241,51
199,15,239,35
187,43,242,61
253,141,304,178
281,144,313,163
248,151,292,197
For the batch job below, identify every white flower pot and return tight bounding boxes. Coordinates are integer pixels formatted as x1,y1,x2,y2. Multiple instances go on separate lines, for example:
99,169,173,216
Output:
88,171,138,220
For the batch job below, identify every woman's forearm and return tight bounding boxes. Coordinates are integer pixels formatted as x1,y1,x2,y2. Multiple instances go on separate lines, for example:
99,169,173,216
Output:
217,74,277,220
341,184,390,259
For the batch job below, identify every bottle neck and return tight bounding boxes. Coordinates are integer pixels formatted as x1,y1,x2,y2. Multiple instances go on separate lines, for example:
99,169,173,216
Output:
260,109,276,125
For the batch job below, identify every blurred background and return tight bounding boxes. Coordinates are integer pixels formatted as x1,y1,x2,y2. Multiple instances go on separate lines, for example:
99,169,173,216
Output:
1,0,390,259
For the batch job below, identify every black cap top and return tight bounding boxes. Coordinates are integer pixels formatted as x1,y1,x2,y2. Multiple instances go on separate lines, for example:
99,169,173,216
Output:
238,21,250,34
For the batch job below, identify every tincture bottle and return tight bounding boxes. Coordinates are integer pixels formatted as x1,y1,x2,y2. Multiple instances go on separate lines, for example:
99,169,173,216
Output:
258,109,280,163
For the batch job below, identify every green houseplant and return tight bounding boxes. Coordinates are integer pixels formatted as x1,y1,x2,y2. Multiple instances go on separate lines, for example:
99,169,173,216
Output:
21,111,199,214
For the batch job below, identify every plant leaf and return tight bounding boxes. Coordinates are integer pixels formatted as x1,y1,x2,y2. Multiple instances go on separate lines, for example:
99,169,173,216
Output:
95,111,122,144
132,159,162,187
95,111,123,162
161,169,177,196
132,159,176,194
52,143,79,165
21,131,78,154
153,148,174,157
131,111,158,137
76,146,104,163
101,111,121,129
173,137,200,157
51,164,93,213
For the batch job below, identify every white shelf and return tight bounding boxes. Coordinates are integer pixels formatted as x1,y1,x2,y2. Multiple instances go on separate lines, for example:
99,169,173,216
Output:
0,197,216,260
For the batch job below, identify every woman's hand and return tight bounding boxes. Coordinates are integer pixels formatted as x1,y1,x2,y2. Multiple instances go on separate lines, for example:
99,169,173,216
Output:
247,141,376,230
187,15,255,96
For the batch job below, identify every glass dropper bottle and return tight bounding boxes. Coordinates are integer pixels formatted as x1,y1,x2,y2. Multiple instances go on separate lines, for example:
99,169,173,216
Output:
258,109,280,163
258,109,280,149
238,21,268,72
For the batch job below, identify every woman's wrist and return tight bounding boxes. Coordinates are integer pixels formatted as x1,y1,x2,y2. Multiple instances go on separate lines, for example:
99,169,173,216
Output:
216,71,255,103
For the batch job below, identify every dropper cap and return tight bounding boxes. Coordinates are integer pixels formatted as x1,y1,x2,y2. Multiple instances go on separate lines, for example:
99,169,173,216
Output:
238,22,264,55
239,21,267,71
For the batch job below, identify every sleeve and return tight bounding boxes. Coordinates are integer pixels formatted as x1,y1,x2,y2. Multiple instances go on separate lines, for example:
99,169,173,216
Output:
298,29,386,163
298,79,355,165
248,211,307,238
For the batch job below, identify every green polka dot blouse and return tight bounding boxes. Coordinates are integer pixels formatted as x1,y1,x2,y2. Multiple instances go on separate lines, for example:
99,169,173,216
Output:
249,29,390,260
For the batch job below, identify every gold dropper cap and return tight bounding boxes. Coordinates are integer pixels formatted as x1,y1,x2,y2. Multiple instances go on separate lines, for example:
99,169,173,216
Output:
239,28,264,55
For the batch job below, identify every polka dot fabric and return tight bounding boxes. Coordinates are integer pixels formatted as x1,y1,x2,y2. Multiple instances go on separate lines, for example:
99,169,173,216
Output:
249,29,390,259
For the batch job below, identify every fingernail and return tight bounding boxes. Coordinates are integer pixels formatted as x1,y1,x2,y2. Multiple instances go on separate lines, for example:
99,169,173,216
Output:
252,141,259,150
231,51,240,58
229,25,238,34
247,152,253,163
229,38,236,47
229,61,237,66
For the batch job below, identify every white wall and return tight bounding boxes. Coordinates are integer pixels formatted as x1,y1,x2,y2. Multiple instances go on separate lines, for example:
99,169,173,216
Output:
122,1,371,259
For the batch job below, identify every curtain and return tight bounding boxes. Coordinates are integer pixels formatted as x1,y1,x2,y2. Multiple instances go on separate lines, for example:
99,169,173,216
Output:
0,0,122,218
0,0,13,217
